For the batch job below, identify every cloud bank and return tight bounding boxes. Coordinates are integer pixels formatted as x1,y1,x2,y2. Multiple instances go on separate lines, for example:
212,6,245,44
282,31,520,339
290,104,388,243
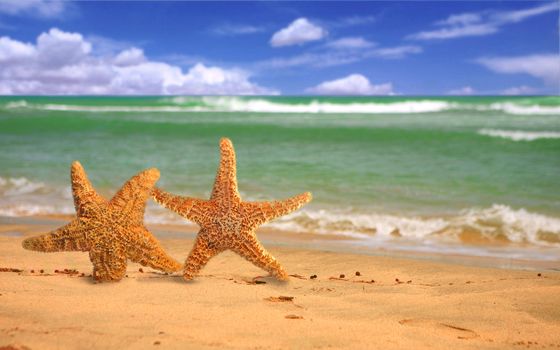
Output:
0,28,277,95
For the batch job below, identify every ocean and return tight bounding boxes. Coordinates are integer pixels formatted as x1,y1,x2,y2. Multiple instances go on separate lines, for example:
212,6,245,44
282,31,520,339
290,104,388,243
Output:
1,95,559,261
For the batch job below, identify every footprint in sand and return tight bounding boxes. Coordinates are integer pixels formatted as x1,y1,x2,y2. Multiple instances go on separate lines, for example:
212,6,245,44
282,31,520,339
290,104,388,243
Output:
399,319,479,340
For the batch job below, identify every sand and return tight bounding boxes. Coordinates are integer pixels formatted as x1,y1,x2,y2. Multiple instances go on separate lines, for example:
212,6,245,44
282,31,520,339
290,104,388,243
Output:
1,219,559,350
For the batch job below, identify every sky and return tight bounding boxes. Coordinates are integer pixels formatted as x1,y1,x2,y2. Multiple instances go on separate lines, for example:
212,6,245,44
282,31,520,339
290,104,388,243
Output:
0,0,558,96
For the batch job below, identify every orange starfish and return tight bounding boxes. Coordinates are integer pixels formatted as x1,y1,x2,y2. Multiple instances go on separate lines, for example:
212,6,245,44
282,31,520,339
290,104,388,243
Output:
152,138,312,281
22,161,182,282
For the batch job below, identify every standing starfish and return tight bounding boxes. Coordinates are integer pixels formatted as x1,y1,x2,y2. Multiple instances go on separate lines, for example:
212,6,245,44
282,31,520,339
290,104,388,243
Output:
152,138,312,281
22,161,182,282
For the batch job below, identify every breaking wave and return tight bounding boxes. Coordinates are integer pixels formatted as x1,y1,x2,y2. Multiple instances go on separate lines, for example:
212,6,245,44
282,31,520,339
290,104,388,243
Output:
0,177,73,217
489,103,560,115
170,97,452,114
0,176,47,196
2,181,559,250
3,97,559,115
265,204,560,247
478,129,560,141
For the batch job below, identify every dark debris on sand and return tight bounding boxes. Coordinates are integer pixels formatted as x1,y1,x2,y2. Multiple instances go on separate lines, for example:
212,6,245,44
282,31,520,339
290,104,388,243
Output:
0,267,23,273
265,296,294,302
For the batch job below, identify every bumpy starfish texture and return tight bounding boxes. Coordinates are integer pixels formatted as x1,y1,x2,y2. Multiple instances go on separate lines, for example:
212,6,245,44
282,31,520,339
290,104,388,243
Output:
152,138,312,281
22,161,181,282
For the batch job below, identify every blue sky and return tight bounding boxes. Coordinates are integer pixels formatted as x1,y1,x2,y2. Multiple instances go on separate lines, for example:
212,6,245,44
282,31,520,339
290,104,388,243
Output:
0,0,558,95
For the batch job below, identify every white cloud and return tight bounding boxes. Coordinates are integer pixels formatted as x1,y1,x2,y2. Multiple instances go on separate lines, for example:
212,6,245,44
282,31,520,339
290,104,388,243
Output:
86,35,139,57
477,54,560,85
500,85,537,95
258,44,422,70
333,15,376,27
113,47,146,66
306,74,394,95
211,23,265,36
447,86,476,95
368,45,422,59
408,2,558,40
270,18,327,47
437,13,481,26
491,2,559,23
0,37,35,63
0,28,277,95
0,0,67,18
326,37,375,50
36,28,91,68
410,24,498,40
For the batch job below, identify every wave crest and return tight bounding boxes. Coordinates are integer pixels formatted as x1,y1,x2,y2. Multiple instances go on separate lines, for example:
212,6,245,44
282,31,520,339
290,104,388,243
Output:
478,129,560,141
0,176,47,196
489,103,560,115
265,204,560,247
3,97,560,115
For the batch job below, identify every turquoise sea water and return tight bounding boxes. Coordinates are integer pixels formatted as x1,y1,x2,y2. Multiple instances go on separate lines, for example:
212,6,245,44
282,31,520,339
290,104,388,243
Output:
0,96,559,259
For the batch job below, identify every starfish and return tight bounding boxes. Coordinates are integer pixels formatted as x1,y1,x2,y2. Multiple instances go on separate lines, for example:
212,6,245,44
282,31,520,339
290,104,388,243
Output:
152,138,312,281
22,161,182,282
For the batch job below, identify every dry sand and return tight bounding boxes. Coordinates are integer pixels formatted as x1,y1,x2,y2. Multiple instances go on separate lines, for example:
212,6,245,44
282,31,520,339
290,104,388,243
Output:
1,220,559,350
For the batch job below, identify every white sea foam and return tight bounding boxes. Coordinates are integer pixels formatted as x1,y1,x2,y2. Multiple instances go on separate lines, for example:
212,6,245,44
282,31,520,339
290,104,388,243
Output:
6,101,190,113
0,204,74,217
2,191,559,250
265,209,448,240
194,97,453,114
449,204,560,245
4,98,453,114
0,176,46,196
489,103,560,115
478,129,560,141
4,97,560,115
264,204,560,247
0,177,73,216
5,100,29,109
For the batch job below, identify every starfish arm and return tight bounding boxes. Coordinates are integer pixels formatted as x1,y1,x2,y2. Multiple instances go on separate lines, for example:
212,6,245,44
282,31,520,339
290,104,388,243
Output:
210,138,240,202
126,227,182,273
71,161,107,217
242,192,312,227
152,187,208,225
89,242,127,282
109,168,160,225
232,234,288,280
183,235,220,281
22,220,90,252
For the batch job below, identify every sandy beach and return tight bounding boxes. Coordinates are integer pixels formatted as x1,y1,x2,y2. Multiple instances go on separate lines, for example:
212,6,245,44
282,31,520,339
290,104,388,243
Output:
1,217,559,350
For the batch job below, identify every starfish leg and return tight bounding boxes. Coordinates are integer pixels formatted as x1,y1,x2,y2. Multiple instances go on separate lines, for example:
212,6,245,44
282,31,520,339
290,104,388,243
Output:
183,236,220,281
71,161,107,217
110,168,160,225
152,188,208,225
89,243,127,282
126,227,182,272
232,236,288,281
242,192,312,226
211,138,240,202
22,221,89,252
